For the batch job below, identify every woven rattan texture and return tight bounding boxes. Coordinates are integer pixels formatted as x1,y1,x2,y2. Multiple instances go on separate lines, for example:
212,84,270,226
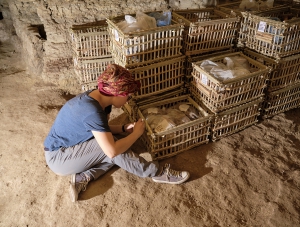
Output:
137,95,212,160
191,52,270,113
243,48,300,92
262,82,300,118
172,8,240,56
107,13,184,68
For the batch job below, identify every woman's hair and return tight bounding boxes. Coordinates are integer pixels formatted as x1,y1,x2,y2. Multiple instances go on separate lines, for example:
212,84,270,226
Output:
97,64,140,96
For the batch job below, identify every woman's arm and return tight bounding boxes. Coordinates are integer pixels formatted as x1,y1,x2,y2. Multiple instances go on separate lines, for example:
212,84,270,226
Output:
92,118,144,158
109,122,135,134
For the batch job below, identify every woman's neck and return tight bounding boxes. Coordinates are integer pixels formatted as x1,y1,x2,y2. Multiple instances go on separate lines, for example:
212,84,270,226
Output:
89,90,111,109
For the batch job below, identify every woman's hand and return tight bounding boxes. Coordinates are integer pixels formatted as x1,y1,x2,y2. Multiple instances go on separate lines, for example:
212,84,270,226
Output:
132,118,145,137
123,122,134,133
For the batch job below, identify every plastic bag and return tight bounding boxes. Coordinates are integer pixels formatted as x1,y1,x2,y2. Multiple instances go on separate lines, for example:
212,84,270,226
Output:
117,12,157,33
200,56,251,81
136,12,157,30
200,60,234,80
117,20,140,33
223,56,251,77
223,56,251,71
148,10,172,27
125,15,136,24
173,103,201,120
165,109,191,125
142,107,165,119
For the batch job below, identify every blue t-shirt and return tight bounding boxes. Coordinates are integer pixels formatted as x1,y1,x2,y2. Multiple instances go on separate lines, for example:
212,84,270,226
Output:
44,90,111,151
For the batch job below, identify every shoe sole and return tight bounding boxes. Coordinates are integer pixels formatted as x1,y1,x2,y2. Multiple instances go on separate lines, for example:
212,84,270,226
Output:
69,174,78,202
152,172,190,185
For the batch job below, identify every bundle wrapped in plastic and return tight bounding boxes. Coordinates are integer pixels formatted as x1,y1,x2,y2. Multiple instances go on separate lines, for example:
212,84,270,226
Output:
148,10,172,27
117,12,157,33
142,107,166,119
200,56,251,81
165,109,191,125
143,102,202,133
223,56,251,70
172,103,201,120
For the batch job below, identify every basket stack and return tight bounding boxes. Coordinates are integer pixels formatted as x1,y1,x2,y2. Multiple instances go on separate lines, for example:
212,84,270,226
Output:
70,21,115,91
106,11,186,105
106,11,213,160
171,8,240,90
190,52,270,141
216,1,293,51
237,5,300,118
67,3,299,160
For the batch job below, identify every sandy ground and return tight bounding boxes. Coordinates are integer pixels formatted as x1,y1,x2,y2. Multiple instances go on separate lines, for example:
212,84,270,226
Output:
0,41,300,227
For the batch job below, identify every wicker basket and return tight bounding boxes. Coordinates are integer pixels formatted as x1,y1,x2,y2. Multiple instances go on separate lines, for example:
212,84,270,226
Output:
211,97,263,141
239,6,300,59
191,93,263,141
70,21,112,60
184,49,236,87
243,48,300,92
191,52,270,112
73,57,115,90
216,1,290,44
136,95,212,160
262,82,300,118
126,56,185,101
172,8,240,56
106,12,184,68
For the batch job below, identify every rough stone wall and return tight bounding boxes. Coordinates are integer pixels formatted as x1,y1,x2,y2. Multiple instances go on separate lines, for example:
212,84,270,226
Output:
0,0,219,93
169,0,217,9
0,1,22,49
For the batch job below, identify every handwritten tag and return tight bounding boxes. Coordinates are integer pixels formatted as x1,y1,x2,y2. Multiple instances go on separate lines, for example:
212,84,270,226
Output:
258,21,266,32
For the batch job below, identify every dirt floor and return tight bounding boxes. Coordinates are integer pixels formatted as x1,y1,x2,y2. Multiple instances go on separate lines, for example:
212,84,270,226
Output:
0,41,300,227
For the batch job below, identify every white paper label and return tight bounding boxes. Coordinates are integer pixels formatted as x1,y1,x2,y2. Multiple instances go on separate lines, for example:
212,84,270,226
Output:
155,119,171,132
114,29,119,41
258,21,266,32
179,104,190,112
201,73,208,86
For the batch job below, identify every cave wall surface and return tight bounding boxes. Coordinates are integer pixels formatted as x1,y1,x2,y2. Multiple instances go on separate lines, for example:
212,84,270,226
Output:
0,0,215,93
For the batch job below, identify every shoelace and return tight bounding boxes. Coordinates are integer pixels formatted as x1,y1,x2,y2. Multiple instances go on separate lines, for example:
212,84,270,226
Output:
164,164,182,178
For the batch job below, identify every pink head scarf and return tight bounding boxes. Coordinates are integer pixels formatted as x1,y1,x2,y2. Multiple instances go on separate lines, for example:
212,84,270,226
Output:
97,64,140,96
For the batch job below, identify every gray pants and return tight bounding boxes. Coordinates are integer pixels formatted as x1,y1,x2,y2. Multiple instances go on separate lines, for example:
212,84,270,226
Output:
44,138,159,180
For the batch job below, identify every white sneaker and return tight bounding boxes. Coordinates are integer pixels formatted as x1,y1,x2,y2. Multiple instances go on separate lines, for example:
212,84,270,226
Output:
69,173,90,202
152,164,190,185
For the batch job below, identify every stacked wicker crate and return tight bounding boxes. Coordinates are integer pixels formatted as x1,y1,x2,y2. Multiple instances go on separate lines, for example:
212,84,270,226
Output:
238,5,300,118
170,7,267,141
106,11,213,160
70,21,115,91
189,52,270,141
171,8,241,89
216,0,293,49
